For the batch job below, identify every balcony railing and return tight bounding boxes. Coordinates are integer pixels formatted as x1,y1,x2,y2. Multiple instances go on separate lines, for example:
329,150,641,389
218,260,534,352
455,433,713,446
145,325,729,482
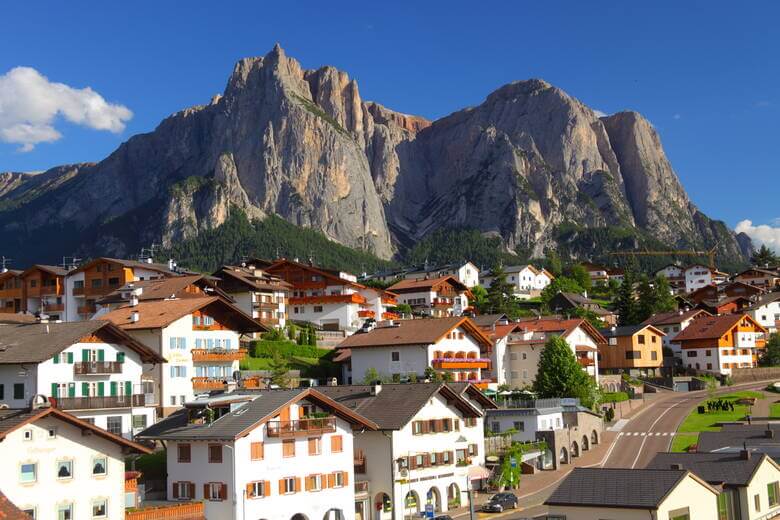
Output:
432,298,453,307
358,310,375,318
191,377,227,391
42,303,64,312
354,481,370,496
259,317,280,326
53,394,145,411
191,348,247,362
576,357,595,367
432,358,490,369
266,417,337,438
74,361,123,375
72,286,85,296
354,449,367,474
289,294,366,305
254,300,279,310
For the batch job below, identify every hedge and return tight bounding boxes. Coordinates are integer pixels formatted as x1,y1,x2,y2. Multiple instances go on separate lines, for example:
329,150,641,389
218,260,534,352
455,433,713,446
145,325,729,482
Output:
251,340,331,359
601,391,630,403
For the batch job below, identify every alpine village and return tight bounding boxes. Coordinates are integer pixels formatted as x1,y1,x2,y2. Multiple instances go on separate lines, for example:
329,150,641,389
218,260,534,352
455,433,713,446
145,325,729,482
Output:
2,34,780,520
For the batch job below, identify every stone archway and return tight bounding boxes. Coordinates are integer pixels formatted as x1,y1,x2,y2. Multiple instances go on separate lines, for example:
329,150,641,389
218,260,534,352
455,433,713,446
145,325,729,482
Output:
591,429,599,445
405,491,420,517
374,493,392,520
559,447,569,464
582,435,589,451
426,486,442,512
323,510,344,520
291,515,309,520
571,440,580,458
447,483,461,508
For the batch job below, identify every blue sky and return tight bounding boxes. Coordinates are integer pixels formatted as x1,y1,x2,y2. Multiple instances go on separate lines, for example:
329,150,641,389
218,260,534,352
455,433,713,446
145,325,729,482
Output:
1,1,778,243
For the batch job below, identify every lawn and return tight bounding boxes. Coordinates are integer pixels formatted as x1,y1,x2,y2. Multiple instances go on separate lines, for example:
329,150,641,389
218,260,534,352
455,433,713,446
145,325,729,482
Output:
670,433,699,453
677,391,765,433
770,402,780,419
240,357,274,370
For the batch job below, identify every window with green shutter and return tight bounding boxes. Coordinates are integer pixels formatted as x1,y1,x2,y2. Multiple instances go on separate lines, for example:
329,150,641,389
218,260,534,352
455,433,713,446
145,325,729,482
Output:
117,352,125,364
97,382,104,397
67,352,73,364
53,353,59,364
110,382,117,396
68,383,75,398
51,383,59,398
125,381,132,396
98,349,105,362
768,482,779,507
82,382,89,397
82,349,89,362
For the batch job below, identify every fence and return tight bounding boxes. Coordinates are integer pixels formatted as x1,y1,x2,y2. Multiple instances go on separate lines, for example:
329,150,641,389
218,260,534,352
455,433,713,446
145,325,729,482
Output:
125,502,204,520
730,367,780,384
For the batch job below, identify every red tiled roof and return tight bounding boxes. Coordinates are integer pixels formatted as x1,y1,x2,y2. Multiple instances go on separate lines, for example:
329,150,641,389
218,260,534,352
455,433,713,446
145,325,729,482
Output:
0,490,31,519
388,275,468,293
338,317,492,349
674,314,765,342
643,309,711,327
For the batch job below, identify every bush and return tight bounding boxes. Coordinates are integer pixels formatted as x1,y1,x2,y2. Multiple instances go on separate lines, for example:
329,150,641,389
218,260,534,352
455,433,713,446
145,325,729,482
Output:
251,340,331,359
604,408,615,422
601,391,629,403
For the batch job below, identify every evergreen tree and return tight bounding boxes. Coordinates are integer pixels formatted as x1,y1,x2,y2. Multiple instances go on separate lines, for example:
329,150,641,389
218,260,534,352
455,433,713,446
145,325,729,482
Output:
653,275,677,313
752,245,778,267
485,264,514,314
268,348,290,388
615,269,639,326
544,250,563,277
635,275,657,323
568,264,592,293
760,334,780,367
533,336,598,408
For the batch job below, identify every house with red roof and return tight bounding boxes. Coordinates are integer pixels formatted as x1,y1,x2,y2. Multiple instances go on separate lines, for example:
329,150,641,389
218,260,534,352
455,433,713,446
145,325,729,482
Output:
675,313,767,375
643,309,713,358
388,276,470,318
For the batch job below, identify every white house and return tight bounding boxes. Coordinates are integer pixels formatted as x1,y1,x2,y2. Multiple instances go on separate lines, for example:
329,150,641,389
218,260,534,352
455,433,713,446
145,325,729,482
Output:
0,320,164,439
400,262,480,288
387,276,470,317
481,265,554,299
213,264,291,329
747,293,780,334
137,388,379,520
338,317,493,387
100,296,264,416
486,401,563,444
0,402,152,520
642,309,713,357
685,264,714,294
317,382,495,518
266,259,398,333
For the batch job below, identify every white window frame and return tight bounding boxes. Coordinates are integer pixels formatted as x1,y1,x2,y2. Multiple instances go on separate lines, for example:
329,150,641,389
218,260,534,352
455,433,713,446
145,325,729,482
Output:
91,498,107,519
20,462,36,483
283,477,296,494
92,456,108,477
57,460,73,480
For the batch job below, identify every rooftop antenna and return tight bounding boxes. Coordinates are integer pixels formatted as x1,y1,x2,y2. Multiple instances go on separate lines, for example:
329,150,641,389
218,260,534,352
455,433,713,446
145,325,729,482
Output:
139,243,159,263
61,256,81,271
0,256,12,273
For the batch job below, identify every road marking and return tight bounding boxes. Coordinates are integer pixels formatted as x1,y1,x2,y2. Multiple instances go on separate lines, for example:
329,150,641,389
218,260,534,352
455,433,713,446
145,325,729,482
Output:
631,399,689,469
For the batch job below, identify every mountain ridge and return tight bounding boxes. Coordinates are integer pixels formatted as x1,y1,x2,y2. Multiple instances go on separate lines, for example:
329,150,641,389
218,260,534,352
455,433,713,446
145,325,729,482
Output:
0,45,750,268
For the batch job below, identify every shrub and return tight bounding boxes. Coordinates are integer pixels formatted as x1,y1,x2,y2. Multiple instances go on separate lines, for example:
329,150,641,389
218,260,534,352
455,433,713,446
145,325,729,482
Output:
251,340,331,359
601,391,630,403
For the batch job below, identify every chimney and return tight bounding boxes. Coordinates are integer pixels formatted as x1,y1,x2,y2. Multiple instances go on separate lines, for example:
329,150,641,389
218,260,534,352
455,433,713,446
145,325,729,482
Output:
129,294,139,307
670,463,684,470
131,310,140,323
168,259,176,271
741,448,752,460
370,381,382,396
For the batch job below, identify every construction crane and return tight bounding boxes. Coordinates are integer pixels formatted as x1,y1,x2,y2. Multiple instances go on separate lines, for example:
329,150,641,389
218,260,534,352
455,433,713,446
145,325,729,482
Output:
609,245,718,269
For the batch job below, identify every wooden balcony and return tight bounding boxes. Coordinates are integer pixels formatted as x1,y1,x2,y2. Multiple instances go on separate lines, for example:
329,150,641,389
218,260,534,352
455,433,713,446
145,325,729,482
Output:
74,361,123,375
254,300,279,310
577,356,595,367
432,358,490,369
78,305,97,315
191,377,227,391
125,501,205,520
42,303,64,312
358,310,375,318
382,311,400,320
259,317,280,326
53,394,144,410
354,481,370,496
72,286,85,296
432,298,453,307
191,348,247,363
289,293,366,305
266,417,336,438
0,289,22,299
0,307,17,314
354,449,367,474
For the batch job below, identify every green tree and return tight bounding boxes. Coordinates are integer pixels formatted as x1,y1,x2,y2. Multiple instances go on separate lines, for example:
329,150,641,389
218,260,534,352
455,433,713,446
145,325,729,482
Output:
362,367,382,384
635,275,657,323
760,334,780,367
470,285,489,313
268,348,290,388
423,366,443,382
568,264,592,293
653,275,676,313
485,264,514,314
393,303,412,316
752,245,779,267
533,336,598,408
544,249,563,277
615,269,639,326
540,276,585,307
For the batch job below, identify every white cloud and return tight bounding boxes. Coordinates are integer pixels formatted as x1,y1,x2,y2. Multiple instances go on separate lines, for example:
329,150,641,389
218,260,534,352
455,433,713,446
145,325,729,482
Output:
593,109,607,118
0,66,132,152
735,219,780,253
673,113,681,120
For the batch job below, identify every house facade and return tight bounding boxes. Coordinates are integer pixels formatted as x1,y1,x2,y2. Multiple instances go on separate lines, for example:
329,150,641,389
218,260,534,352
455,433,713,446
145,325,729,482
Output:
400,262,480,288
0,404,151,520
0,269,23,314
643,309,713,358
747,293,780,334
685,264,715,294
0,320,164,439
598,325,666,376
101,296,263,416
338,317,493,387
734,269,780,290
388,276,470,318
20,265,68,320
213,264,291,329
137,388,377,520
675,314,767,375
481,265,554,299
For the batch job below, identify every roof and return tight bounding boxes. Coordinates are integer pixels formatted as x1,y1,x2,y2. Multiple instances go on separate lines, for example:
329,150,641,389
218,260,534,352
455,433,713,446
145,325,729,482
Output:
0,490,30,520
673,313,765,342
315,383,482,430
445,382,499,410
600,324,665,338
642,309,712,327
96,275,232,305
69,257,179,276
20,264,69,277
0,406,151,454
266,259,365,289
545,467,715,509
214,266,292,292
0,320,164,364
387,275,468,293
100,297,264,332
512,317,607,345
136,388,378,441
736,268,780,278
697,424,780,452
336,317,492,349
471,314,511,328
647,452,774,487
746,291,780,311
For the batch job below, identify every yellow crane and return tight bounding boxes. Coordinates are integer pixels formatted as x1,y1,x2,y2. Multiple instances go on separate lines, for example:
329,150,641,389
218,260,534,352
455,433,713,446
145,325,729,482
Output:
609,245,718,269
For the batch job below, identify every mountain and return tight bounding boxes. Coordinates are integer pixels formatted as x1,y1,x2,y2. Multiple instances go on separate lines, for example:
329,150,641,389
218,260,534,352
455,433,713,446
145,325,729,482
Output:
0,45,750,268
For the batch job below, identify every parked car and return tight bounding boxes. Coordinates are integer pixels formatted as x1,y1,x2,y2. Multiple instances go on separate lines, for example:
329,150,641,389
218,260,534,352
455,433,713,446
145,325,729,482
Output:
433,516,453,520
481,492,519,512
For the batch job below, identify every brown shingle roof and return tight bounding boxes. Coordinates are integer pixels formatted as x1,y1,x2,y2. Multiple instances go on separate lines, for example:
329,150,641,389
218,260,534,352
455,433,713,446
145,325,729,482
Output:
642,309,711,327
215,266,292,292
100,297,264,332
20,264,69,277
96,275,231,304
674,313,764,342
337,317,492,349
0,320,164,364
0,490,31,519
388,275,468,293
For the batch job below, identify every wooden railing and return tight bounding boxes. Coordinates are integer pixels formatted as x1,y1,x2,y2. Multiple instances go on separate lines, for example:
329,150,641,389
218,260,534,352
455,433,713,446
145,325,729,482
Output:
355,481,370,495
191,348,247,362
53,394,144,410
266,417,336,437
42,303,64,312
74,361,123,375
191,377,227,391
125,501,205,520
354,449,367,474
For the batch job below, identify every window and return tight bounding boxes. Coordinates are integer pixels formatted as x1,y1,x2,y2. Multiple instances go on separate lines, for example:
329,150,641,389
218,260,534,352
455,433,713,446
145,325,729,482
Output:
513,421,525,432
169,365,187,378
638,335,646,344
283,477,297,494
609,338,617,345
707,363,713,370
687,351,697,357
206,482,226,501
306,474,323,491
21,507,35,519
0,384,3,399
509,353,517,361
705,350,711,356
92,457,107,476
768,481,779,507
20,462,36,483
23,429,33,441
755,493,761,512
108,277,120,286
651,335,657,343
173,481,193,500
13,383,24,400
308,437,321,455
170,396,177,406
522,352,527,360
57,460,73,479
283,439,295,457
91,279,102,288
669,508,689,520
250,442,264,460
57,503,73,520
248,481,267,498
92,499,107,518
391,351,400,362
491,422,500,433
106,416,122,436
178,444,191,463
625,351,641,360
313,305,323,312
132,414,147,430
330,435,343,453
208,444,222,463
651,351,658,361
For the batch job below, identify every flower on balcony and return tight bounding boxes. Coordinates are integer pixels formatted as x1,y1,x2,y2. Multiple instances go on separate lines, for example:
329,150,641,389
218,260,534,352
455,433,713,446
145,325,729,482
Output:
432,357,491,363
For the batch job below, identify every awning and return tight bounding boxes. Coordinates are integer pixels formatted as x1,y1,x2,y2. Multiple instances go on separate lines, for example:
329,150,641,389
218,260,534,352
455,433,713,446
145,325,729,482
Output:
467,465,491,481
